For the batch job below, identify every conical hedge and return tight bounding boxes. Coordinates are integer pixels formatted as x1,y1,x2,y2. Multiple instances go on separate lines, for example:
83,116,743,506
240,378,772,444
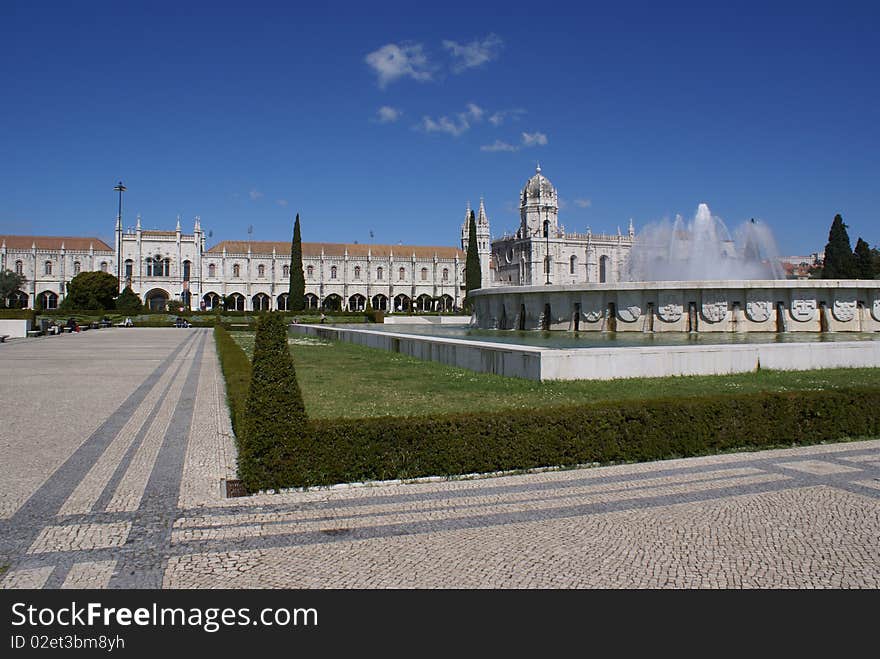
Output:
238,312,307,490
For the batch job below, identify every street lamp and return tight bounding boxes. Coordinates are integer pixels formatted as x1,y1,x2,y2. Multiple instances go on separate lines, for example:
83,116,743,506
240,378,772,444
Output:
543,208,551,285
114,181,126,289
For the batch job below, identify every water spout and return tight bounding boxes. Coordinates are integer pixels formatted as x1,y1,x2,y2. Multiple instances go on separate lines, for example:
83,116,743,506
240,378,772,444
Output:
625,204,783,281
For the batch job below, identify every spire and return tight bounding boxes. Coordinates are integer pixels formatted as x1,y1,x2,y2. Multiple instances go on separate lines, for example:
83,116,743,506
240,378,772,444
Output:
628,218,635,238
136,214,142,231
176,215,181,232
536,162,541,173
194,216,201,232
477,198,488,226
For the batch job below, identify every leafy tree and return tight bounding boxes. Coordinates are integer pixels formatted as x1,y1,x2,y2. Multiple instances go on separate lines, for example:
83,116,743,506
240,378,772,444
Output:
464,209,481,309
61,271,118,310
853,237,876,279
115,286,143,314
288,213,305,312
821,214,857,279
0,269,24,308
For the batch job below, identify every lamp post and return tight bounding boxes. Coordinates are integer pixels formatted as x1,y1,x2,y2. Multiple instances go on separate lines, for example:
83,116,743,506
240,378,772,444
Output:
543,208,551,285
114,181,126,290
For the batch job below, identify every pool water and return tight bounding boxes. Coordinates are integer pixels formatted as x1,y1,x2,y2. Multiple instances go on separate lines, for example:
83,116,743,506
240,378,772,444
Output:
360,324,880,350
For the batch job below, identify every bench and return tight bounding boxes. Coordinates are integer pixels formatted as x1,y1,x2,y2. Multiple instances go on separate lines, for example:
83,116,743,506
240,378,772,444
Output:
26,330,41,338
0,335,9,343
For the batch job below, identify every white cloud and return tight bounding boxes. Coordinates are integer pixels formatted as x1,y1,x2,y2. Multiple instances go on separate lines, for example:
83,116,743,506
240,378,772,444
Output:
420,115,469,136
464,103,484,121
574,198,592,208
480,140,519,152
521,131,548,147
419,103,485,137
277,199,288,207
365,42,432,87
488,108,526,126
442,34,503,73
249,189,264,201
376,105,402,123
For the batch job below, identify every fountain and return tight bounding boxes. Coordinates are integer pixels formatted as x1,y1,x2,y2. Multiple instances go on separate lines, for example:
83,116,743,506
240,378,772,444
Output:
472,204,880,334
625,204,784,281
292,199,880,381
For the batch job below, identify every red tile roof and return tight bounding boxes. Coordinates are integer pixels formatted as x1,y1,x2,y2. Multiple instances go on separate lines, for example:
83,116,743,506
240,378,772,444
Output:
0,235,113,251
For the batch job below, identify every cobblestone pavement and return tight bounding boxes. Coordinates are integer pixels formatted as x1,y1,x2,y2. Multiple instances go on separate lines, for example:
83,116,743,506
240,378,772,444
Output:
1,329,879,588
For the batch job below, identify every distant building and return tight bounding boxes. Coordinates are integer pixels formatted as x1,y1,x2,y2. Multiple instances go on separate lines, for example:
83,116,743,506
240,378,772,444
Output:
778,252,824,279
2,215,466,312
489,165,634,286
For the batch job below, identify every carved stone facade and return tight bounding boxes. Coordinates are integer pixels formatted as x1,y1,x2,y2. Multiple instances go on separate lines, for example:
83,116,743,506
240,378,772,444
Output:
489,166,635,287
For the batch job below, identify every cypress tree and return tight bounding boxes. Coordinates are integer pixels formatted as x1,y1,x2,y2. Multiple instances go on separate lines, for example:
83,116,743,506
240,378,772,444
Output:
288,214,305,312
853,237,875,279
465,209,481,309
822,214,857,279
239,312,307,491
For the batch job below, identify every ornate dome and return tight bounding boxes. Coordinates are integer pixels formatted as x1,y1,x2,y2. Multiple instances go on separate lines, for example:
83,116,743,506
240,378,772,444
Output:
523,164,555,198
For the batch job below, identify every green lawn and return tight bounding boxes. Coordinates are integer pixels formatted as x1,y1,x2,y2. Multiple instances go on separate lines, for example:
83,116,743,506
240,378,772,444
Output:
230,331,880,420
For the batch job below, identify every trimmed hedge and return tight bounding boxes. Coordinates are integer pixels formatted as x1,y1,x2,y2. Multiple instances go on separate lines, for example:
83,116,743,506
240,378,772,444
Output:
211,323,880,491
0,309,36,323
237,313,307,490
251,388,880,491
214,325,252,437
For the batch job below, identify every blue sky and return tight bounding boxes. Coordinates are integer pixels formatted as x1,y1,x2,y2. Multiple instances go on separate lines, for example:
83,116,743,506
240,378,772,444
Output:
2,0,878,255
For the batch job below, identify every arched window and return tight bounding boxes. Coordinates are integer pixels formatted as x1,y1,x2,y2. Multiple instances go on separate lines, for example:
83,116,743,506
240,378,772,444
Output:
442,268,449,281
162,258,170,276
330,265,337,279
40,291,58,310
124,259,133,279
420,267,428,281
101,261,108,273
44,261,52,275
354,265,361,279
570,254,577,274
73,261,81,275
377,266,383,280
208,263,216,278
306,265,314,278
257,264,265,278
233,263,240,277
183,260,191,281
599,256,609,283
398,267,405,281
14,260,23,276
145,257,154,276
283,265,289,277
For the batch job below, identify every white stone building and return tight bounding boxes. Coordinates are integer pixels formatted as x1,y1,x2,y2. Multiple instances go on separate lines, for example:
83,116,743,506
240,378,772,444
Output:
3,165,635,311
490,165,634,287
0,235,115,309
2,216,468,312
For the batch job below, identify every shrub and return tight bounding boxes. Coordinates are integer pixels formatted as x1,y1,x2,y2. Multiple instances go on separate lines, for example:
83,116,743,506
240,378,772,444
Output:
0,308,36,323
240,387,880,490
237,313,308,491
115,286,143,314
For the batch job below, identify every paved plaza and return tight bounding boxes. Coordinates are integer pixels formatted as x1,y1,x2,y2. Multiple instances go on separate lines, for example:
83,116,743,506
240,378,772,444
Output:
1,328,878,588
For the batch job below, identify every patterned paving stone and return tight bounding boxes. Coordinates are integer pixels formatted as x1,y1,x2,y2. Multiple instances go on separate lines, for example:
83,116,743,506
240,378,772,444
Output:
774,460,862,476
1,328,878,589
